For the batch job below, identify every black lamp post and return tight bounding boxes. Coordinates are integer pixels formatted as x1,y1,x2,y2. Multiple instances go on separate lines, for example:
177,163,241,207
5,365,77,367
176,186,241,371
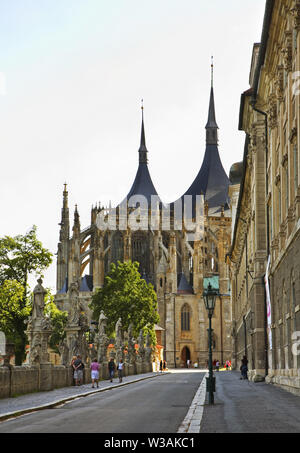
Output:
203,282,218,404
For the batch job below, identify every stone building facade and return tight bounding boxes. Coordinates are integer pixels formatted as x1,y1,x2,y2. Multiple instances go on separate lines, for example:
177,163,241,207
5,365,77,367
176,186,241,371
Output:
228,0,300,393
55,76,234,368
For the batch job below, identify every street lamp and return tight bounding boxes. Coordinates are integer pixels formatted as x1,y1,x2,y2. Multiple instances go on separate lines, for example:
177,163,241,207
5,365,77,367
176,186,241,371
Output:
203,282,218,404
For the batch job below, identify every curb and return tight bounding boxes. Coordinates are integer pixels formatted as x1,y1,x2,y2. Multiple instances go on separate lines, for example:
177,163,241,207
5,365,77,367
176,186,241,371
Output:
177,372,208,433
0,372,170,423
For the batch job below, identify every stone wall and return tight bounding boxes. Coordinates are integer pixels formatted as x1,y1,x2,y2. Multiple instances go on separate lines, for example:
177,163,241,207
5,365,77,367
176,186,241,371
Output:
0,365,92,399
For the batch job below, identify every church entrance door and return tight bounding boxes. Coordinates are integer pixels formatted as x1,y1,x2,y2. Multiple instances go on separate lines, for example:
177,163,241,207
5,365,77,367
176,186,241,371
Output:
181,346,191,366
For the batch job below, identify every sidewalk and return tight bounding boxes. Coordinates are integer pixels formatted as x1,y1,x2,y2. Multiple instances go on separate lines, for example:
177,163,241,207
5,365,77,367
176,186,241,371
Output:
200,370,300,433
0,371,166,421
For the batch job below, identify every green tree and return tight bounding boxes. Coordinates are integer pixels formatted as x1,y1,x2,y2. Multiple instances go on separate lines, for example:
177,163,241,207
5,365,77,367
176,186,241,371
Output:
44,290,68,354
89,261,159,344
0,226,52,364
0,279,30,361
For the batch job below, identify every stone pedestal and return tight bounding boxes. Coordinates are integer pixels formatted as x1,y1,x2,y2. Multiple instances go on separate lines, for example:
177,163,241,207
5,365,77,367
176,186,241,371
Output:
26,328,52,366
39,363,53,391
100,361,109,380
65,325,89,365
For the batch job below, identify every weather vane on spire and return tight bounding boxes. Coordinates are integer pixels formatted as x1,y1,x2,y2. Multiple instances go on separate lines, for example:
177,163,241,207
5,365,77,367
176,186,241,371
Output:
211,56,214,87
141,98,144,120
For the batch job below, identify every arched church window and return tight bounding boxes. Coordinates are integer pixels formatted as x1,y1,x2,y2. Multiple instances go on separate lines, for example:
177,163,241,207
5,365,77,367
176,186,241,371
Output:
111,231,124,264
181,304,191,331
131,231,150,275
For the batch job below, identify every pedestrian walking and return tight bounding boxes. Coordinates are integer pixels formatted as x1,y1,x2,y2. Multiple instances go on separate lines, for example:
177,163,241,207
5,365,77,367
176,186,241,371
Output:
213,359,216,370
240,355,248,380
108,358,116,382
187,359,190,368
70,355,77,385
73,354,84,386
90,358,100,388
216,360,220,372
159,359,163,373
117,359,124,382
225,360,230,371
163,360,167,371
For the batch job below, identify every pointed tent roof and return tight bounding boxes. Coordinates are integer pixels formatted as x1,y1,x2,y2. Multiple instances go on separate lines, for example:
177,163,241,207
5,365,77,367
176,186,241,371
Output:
80,275,93,292
173,65,230,212
58,277,68,294
121,105,160,207
177,272,194,294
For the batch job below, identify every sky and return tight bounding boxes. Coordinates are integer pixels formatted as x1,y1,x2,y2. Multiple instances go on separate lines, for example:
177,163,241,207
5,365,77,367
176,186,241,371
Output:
0,0,266,292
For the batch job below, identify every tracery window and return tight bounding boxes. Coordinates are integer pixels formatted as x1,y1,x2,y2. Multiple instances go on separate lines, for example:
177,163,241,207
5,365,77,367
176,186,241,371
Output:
131,231,150,275
181,304,191,331
111,231,124,264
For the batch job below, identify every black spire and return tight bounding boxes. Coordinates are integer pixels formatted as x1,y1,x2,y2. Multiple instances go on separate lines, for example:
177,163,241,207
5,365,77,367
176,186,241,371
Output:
173,61,230,212
139,100,148,163
119,102,160,206
205,57,218,145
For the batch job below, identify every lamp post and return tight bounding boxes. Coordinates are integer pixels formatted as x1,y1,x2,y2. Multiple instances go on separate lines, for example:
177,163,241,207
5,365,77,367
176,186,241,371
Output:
203,282,218,404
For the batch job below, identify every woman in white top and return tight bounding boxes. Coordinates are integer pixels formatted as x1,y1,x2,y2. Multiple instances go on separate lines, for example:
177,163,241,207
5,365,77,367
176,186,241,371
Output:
118,359,124,382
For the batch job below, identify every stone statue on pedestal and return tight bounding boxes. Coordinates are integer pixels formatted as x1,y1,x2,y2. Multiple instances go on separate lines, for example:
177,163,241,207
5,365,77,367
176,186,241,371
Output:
59,338,69,366
127,324,136,365
115,318,124,363
145,333,152,363
67,281,81,326
31,278,47,321
96,311,109,364
63,280,90,366
26,279,52,366
137,330,145,362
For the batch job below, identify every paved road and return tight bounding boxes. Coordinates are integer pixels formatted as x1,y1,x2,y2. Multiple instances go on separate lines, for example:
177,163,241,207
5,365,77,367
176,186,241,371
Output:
0,371,205,433
200,371,300,433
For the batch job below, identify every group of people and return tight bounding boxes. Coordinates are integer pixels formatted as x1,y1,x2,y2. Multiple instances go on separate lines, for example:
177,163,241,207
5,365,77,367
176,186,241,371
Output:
159,359,167,372
70,355,125,388
212,359,232,371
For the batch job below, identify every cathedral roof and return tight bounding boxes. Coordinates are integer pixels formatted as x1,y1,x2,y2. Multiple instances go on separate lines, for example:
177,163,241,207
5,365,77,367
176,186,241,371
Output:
173,69,230,214
122,107,160,207
80,275,93,292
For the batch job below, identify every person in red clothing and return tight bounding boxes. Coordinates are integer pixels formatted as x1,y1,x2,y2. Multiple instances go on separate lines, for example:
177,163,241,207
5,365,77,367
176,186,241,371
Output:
90,358,100,388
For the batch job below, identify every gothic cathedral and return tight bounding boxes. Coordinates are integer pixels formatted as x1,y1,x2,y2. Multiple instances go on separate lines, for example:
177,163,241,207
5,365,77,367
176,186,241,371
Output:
55,75,234,368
